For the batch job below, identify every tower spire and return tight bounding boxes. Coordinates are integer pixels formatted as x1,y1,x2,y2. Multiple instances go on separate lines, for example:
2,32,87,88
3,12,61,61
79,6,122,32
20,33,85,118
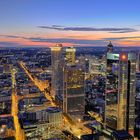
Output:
107,41,113,53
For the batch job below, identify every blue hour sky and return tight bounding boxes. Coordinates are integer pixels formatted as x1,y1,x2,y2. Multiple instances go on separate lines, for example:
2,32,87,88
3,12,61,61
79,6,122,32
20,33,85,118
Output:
0,0,140,47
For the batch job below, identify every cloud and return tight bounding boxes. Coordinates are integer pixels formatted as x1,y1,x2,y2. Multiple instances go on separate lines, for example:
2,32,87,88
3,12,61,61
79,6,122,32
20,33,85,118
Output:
28,37,107,45
52,25,64,28
1,34,140,47
134,24,140,27
0,35,27,39
37,25,137,33
0,35,19,38
103,36,140,40
0,41,20,47
109,31,136,33
0,35,107,46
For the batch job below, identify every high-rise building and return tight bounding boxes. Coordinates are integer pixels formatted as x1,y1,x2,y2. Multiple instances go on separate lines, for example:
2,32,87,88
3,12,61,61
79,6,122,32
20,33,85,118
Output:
63,64,85,116
85,58,89,73
65,47,76,65
107,41,113,53
137,52,140,72
134,72,140,138
51,44,63,96
105,52,136,131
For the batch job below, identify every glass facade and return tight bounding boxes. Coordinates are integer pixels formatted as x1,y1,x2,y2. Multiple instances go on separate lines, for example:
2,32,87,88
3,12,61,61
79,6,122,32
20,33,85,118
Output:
128,53,136,130
63,65,85,115
65,47,76,65
106,57,119,129
105,53,136,131
51,44,63,96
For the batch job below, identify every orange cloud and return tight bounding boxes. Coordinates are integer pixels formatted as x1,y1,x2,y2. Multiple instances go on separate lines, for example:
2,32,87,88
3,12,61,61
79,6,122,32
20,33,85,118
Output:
1,30,140,47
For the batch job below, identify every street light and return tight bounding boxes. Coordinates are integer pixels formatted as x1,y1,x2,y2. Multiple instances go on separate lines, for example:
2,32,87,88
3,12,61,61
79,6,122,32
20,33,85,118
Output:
78,118,81,123
78,135,81,139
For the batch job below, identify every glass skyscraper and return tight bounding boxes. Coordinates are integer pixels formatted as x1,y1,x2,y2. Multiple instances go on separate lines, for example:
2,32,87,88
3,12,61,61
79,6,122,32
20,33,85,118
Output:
63,64,85,116
65,47,76,65
51,44,63,96
105,52,136,131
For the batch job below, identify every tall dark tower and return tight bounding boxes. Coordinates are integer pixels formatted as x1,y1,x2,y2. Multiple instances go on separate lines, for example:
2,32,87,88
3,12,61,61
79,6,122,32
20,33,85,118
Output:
105,52,136,131
107,41,113,53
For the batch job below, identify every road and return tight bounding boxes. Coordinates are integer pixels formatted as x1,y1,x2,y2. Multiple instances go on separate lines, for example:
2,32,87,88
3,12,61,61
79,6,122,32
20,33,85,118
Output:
19,61,91,138
19,62,55,106
11,68,25,140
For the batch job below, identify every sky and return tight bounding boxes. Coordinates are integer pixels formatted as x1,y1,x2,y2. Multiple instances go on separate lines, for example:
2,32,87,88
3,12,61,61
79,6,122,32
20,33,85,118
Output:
0,0,140,47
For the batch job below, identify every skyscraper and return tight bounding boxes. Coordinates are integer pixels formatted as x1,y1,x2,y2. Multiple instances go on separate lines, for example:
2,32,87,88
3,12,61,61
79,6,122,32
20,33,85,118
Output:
136,52,140,72
65,47,76,65
105,52,136,131
63,64,85,116
107,41,113,53
51,44,63,96
85,58,89,73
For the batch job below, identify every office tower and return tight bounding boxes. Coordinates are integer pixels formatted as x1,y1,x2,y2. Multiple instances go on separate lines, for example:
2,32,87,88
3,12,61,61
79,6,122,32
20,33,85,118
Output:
134,72,140,138
65,47,76,65
107,41,113,53
137,52,140,72
63,64,85,116
85,58,89,73
135,96,140,138
51,44,63,96
105,52,136,131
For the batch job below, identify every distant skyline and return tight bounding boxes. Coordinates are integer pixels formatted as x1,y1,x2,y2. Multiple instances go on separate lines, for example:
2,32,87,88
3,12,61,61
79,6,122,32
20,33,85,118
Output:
0,0,140,47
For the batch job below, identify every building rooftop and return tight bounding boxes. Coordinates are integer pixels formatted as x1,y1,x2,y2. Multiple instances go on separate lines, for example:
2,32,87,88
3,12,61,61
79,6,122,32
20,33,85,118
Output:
112,130,133,139
81,133,102,140
46,107,61,113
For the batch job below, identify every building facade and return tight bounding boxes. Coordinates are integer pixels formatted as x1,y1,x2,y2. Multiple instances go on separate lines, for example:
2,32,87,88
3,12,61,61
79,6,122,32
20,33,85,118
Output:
105,52,136,131
65,47,76,65
63,64,85,116
137,52,140,72
51,44,63,96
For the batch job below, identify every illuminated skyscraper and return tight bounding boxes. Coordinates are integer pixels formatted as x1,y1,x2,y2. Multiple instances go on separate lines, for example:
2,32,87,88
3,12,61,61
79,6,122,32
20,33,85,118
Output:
85,58,89,73
63,64,85,116
105,52,136,131
107,41,113,53
51,44,63,96
65,47,76,65
137,52,140,72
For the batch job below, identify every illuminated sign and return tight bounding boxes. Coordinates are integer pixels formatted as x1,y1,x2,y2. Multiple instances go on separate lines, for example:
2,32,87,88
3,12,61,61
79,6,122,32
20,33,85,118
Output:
107,53,119,60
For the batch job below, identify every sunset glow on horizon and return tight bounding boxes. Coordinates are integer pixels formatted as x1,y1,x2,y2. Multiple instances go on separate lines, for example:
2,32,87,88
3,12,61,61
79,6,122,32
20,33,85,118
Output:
0,0,140,47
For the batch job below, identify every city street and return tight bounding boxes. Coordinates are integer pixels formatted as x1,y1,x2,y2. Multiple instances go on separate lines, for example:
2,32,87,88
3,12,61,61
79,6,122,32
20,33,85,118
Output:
20,61,91,139
11,68,25,140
